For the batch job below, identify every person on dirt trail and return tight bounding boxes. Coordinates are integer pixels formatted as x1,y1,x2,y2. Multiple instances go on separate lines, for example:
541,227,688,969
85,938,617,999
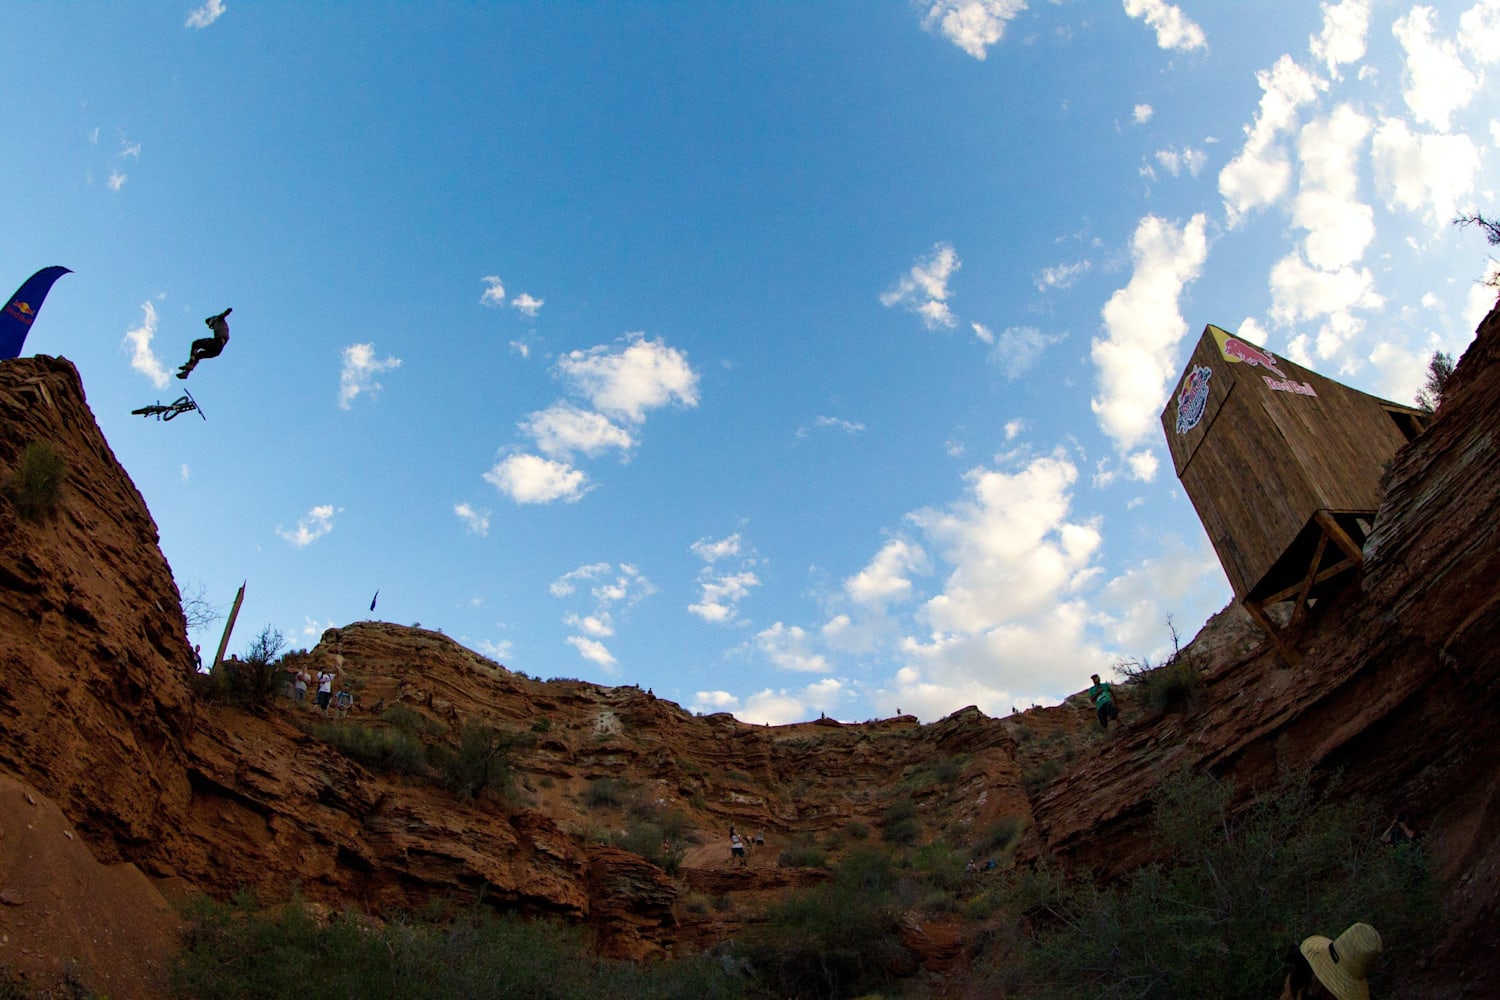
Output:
177,307,231,379
730,831,746,866
1089,673,1120,730
1279,922,1381,1000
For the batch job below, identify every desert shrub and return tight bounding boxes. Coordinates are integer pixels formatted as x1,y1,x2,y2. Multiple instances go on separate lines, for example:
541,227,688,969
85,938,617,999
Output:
777,843,828,869
585,777,627,808
170,895,754,1000
433,721,514,800
910,842,968,893
879,797,920,844
609,821,685,874
976,815,1026,856
745,847,911,999
2,440,67,523
1021,758,1061,795
990,769,1438,999
379,703,445,736
843,820,869,840
315,722,427,774
1119,614,1205,716
531,716,552,732
203,625,287,710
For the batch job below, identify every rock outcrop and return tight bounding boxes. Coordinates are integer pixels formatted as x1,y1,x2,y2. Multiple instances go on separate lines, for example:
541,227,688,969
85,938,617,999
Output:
1,302,1498,996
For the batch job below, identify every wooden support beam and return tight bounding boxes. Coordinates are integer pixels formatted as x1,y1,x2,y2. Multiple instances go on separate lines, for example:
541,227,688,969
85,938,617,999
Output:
1314,509,1367,564
1244,598,1303,666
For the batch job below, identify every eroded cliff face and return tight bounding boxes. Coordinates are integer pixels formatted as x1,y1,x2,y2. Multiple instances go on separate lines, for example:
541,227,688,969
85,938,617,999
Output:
0,306,1498,996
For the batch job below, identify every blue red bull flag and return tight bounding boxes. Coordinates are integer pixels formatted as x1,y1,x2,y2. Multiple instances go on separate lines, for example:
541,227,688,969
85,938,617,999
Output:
0,266,72,360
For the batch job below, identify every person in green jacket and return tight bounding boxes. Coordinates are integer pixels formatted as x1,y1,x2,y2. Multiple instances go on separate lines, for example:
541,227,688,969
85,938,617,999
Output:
1089,673,1119,730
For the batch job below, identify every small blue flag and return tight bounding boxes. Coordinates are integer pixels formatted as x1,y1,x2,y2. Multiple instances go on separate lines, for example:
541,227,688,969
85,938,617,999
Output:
0,266,72,360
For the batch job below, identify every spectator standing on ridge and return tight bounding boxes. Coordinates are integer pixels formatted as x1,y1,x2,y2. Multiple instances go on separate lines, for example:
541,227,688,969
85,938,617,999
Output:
1089,673,1120,730
730,831,746,867
315,659,340,717
1279,922,1382,999
293,666,311,705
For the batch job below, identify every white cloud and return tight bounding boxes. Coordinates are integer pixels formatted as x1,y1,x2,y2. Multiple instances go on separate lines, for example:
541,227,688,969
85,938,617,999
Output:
1268,251,1382,359
454,502,490,536
1003,418,1026,440
338,342,402,409
990,325,1065,379
1134,103,1155,124
485,453,589,504
512,292,544,317
477,638,514,662
881,243,961,330
1293,104,1374,269
689,571,761,624
553,562,656,671
521,402,634,460
844,537,930,607
1219,56,1327,225
920,0,1028,60
119,140,141,158
479,275,506,307
1370,118,1481,226
564,612,614,638
814,415,866,435
910,450,1102,632
1126,449,1159,482
1466,263,1500,330
971,321,995,344
691,534,742,563
756,622,832,673
1461,1,1500,65
107,171,127,191
1309,0,1369,78
556,334,700,423
1123,0,1207,52
1154,146,1208,178
185,0,225,29
1091,213,1209,451
1036,259,1091,290
277,504,336,548
689,533,760,624
1392,6,1481,131
123,301,171,388
566,636,617,670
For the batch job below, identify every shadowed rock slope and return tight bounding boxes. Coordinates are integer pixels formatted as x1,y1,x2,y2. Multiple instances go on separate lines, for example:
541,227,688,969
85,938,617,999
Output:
1,307,1498,996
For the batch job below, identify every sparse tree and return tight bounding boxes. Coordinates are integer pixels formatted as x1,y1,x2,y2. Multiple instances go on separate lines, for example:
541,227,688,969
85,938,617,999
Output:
1454,211,1500,246
1415,350,1455,412
180,581,221,633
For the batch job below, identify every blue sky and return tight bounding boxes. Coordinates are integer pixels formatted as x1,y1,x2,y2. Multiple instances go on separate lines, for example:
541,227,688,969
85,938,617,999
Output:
3,1,1496,723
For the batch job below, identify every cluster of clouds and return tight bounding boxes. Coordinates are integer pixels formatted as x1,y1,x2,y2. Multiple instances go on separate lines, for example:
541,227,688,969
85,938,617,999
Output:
920,0,1206,61
549,562,657,671
479,332,700,505
880,243,1066,381
697,0,1498,725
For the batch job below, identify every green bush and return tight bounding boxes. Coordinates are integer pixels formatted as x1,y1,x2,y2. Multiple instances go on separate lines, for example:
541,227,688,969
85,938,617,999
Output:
745,847,911,999
380,703,446,736
430,721,513,800
3,440,67,522
990,769,1438,999
203,626,288,710
170,895,754,1000
609,821,685,874
777,843,828,869
586,777,627,808
315,722,427,774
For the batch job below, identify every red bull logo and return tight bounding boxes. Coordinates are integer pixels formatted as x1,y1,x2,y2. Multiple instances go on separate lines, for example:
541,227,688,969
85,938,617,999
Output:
1174,365,1212,434
3,300,37,326
1222,337,1288,379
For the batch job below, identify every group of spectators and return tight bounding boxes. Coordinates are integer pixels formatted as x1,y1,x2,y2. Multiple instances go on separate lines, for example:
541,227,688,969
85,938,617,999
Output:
286,653,348,717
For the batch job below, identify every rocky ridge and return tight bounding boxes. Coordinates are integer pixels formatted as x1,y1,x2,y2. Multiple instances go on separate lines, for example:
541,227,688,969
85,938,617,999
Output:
0,301,1497,996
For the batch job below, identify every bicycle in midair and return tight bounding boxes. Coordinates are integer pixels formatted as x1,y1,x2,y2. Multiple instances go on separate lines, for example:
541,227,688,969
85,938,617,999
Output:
131,388,205,422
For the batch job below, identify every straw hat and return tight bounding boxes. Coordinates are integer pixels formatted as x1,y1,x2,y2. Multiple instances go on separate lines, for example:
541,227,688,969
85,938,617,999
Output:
1301,922,1382,1000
